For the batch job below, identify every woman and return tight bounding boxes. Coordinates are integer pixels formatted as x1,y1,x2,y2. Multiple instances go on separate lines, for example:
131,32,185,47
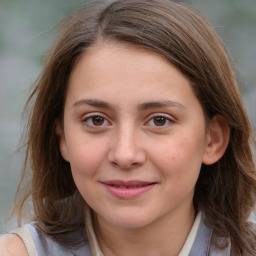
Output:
1,0,256,255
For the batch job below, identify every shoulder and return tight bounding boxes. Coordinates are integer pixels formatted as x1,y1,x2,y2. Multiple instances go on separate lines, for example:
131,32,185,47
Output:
0,234,28,256
1,222,91,256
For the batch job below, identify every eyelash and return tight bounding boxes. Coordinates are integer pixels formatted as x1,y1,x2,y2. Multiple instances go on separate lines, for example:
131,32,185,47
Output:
81,113,174,129
145,114,174,128
82,114,111,128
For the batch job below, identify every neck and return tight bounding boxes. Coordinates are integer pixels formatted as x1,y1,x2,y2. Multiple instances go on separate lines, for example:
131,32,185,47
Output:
94,205,196,256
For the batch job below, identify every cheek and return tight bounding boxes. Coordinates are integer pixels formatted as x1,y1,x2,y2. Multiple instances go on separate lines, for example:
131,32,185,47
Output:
149,134,205,179
67,140,108,204
67,138,107,179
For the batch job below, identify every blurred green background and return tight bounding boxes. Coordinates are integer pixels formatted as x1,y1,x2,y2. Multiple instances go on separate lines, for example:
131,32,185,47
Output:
0,0,255,233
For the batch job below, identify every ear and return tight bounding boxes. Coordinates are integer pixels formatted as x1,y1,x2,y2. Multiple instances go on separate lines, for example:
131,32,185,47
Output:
55,120,70,162
202,115,230,165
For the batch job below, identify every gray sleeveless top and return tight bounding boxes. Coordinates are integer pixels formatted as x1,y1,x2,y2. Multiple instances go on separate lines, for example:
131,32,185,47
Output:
17,224,91,256
12,213,231,256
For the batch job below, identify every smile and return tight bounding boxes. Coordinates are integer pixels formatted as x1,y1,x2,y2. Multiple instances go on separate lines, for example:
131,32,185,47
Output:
101,180,157,199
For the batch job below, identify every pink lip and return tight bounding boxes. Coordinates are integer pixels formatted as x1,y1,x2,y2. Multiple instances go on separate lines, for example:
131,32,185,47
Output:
101,180,156,199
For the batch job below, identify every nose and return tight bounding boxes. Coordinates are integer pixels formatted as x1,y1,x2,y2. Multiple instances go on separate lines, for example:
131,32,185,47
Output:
108,126,146,169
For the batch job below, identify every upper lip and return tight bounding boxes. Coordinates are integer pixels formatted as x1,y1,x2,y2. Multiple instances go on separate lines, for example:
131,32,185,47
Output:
101,180,156,187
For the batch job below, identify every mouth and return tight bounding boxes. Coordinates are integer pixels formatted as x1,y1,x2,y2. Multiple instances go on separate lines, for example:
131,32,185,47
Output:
101,180,157,199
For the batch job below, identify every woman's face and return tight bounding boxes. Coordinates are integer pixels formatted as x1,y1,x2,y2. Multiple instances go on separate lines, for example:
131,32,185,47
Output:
57,42,212,229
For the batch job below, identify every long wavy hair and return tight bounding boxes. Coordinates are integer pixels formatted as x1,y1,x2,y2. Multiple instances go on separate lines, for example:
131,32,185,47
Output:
13,0,256,254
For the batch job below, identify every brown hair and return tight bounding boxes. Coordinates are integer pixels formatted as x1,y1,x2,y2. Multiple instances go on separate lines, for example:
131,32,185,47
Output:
13,0,256,254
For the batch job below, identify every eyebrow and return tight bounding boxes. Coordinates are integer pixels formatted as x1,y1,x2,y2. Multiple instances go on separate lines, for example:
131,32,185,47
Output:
73,99,113,109
138,100,185,111
72,99,185,110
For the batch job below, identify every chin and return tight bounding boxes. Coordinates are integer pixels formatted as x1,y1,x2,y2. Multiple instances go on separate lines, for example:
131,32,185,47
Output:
104,211,154,230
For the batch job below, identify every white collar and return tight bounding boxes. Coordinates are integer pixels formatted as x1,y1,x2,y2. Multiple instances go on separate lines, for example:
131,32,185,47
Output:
178,211,202,256
85,208,202,256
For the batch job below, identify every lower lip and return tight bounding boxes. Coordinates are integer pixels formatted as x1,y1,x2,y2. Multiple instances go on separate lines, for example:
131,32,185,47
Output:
103,184,155,199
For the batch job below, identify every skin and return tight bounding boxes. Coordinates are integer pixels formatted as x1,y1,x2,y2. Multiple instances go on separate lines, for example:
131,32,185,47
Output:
0,234,28,256
0,41,229,255
56,42,229,255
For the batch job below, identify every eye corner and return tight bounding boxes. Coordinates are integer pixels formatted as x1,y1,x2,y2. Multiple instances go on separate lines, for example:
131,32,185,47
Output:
81,113,112,129
144,113,175,129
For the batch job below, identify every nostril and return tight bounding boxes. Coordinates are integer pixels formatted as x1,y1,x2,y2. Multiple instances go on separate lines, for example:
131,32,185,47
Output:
110,160,139,170
107,135,146,169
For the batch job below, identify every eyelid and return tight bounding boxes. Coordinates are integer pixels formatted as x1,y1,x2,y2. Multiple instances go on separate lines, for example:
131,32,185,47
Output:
144,113,175,127
81,112,112,127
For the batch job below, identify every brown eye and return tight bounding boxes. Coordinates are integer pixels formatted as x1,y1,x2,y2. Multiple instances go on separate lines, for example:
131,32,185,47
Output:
153,116,167,126
84,115,108,127
91,116,105,126
146,115,172,128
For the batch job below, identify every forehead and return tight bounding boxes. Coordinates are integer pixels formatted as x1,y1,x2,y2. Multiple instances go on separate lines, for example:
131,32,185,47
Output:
72,41,172,76
66,41,201,112
69,41,188,90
